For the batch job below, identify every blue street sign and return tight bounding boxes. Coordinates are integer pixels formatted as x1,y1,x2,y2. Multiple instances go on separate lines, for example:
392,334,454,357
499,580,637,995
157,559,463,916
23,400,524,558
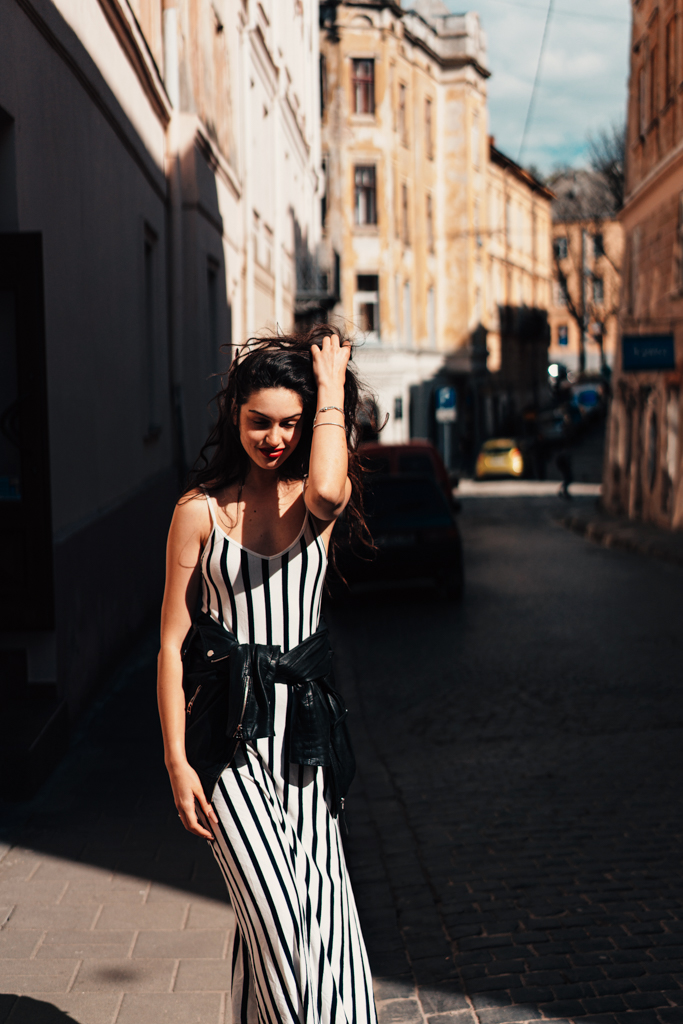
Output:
622,334,675,371
435,386,457,423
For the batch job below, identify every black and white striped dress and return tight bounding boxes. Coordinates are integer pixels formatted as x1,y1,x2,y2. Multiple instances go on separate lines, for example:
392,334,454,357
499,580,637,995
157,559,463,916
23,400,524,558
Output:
200,492,377,1024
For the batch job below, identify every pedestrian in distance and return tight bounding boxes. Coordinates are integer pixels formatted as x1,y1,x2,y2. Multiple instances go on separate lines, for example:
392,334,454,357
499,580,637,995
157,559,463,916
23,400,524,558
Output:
556,446,573,500
157,326,378,1024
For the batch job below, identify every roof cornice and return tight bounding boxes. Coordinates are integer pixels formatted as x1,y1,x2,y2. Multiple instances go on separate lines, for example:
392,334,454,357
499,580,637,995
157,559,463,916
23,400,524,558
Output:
490,144,554,199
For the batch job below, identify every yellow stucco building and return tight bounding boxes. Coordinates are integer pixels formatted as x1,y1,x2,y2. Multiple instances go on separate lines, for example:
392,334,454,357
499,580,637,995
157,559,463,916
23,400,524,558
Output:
545,171,624,376
320,0,553,454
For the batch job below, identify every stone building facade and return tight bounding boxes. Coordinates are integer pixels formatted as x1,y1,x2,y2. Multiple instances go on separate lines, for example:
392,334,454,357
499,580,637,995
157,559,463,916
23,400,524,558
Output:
603,0,683,529
320,0,490,446
547,170,624,376
0,0,322,790
484,144,554,435
319,0,553,459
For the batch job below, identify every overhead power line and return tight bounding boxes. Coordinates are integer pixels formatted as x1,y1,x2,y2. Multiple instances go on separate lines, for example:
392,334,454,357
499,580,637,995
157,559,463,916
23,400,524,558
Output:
485,0,628,23
517,0,554,165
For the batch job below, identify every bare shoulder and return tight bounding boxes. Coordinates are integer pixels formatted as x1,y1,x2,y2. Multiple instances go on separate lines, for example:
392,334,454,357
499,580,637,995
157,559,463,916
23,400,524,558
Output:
170,489,212,541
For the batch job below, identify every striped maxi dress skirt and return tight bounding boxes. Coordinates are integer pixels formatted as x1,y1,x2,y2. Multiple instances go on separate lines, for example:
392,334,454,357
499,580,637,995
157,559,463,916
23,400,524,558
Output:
205,678,378,1024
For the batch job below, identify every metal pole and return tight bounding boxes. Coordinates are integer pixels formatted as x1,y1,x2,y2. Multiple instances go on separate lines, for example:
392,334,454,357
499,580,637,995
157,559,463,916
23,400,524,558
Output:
580,229,588,372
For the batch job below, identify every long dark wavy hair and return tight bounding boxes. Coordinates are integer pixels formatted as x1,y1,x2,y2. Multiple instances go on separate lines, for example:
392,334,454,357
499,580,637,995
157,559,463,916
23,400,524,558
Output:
186,323,373,560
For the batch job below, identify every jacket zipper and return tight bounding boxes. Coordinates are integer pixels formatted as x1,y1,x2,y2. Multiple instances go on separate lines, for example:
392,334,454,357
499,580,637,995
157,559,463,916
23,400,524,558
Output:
233,678,250,739
186,685,202,715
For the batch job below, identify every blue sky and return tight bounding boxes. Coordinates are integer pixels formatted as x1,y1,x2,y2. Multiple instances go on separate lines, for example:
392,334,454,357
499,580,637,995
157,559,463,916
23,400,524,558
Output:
445,0,631,173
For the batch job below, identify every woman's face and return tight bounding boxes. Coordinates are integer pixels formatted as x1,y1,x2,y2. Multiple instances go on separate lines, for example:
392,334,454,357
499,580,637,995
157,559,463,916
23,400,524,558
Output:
237,388,304,472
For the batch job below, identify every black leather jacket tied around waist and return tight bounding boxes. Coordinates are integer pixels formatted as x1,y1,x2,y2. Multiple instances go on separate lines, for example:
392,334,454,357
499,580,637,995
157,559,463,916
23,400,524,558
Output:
181,611,355,816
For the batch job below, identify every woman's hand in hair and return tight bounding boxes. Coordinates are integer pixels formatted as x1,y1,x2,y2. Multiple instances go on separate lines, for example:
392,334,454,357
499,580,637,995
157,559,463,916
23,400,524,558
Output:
310,334,351,392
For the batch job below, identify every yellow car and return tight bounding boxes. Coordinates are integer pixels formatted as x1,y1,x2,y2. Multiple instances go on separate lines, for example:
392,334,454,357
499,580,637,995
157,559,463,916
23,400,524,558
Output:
475,438,524,479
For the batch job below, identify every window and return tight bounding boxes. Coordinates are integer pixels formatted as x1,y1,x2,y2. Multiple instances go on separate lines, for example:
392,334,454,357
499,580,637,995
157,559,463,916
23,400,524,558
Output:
143,226,161,440
427,286,436,347
403,280,412,346
321,156,328,229
398,83,407,144
425,97,433,159
394,396,404,421
675,193,683,292
558,324,568,346
359,303,377,333
639,63,647,136
647,410,658,492
401,183,409,245
472,111,480,170
553,280,567,307
506,199,512,247
355,273,379,340
666,19,675,104
0,234,54,629
593,233,604,258
207,258,219,370
592,276,604,305
351,59,375,114
426,193,434,253
553,236,568,261
354,166,377,225
629,225,641,314
320,54,327,117
395,274,401,344
650,45,659,121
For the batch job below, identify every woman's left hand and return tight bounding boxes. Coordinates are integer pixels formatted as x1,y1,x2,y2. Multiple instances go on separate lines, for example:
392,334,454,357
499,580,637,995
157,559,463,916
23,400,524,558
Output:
311,335,351,393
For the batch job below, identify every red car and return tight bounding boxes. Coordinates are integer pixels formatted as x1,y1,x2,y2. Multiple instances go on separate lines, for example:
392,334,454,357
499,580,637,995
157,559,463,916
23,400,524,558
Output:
359,440,456,508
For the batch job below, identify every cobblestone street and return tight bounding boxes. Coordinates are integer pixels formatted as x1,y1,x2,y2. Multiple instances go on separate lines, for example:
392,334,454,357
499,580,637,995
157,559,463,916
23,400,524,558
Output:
335,494,683,1024
2,493,683,1024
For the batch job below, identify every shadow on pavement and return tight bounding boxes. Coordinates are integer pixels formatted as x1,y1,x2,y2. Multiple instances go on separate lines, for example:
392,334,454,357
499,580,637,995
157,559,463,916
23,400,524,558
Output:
0,995,76,1023
0,634,224,902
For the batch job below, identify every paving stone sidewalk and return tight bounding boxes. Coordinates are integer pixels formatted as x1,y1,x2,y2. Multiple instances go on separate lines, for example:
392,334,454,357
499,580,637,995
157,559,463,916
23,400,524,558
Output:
0,635,235,1024
559,507,683,567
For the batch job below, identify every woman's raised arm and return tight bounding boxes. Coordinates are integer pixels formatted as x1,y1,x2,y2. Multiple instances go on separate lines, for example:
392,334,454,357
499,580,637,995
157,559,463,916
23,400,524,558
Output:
304,335,353,521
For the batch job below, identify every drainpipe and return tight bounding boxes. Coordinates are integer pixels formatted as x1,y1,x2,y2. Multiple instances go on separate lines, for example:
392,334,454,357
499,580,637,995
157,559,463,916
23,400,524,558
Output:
163,0,187,486
580,228,588,374
272,1,283,327
241,9,255,336
163,1,180,109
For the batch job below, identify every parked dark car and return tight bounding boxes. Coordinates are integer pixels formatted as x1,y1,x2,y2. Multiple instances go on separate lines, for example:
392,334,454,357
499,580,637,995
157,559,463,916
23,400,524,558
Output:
333,474,464,601
359,439,457,508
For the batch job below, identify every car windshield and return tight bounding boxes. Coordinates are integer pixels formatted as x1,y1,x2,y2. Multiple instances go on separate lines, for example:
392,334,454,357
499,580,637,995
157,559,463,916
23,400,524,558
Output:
364,476,451,528
397,453,434,475
483,444,514,454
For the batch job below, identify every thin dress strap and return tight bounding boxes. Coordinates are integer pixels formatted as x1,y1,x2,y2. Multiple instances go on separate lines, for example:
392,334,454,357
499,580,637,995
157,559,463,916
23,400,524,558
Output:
201,488,218,529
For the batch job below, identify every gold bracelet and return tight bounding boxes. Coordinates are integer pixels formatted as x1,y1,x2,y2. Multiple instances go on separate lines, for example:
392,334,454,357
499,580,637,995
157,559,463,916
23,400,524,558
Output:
312,422,346,430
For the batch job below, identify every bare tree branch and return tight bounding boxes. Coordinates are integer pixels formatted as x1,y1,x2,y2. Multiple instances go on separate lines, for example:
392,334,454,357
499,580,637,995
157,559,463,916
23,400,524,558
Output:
586,122,625,212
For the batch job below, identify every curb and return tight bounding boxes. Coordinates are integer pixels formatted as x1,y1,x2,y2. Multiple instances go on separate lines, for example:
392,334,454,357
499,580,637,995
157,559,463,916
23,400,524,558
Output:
560,512,683,568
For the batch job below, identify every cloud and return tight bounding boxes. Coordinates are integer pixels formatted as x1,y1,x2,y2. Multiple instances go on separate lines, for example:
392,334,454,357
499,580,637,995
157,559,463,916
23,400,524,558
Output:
444,0,631,172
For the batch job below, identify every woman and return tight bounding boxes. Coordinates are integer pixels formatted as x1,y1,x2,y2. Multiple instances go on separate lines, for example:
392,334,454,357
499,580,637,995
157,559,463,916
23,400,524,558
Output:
157,326,377,1024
